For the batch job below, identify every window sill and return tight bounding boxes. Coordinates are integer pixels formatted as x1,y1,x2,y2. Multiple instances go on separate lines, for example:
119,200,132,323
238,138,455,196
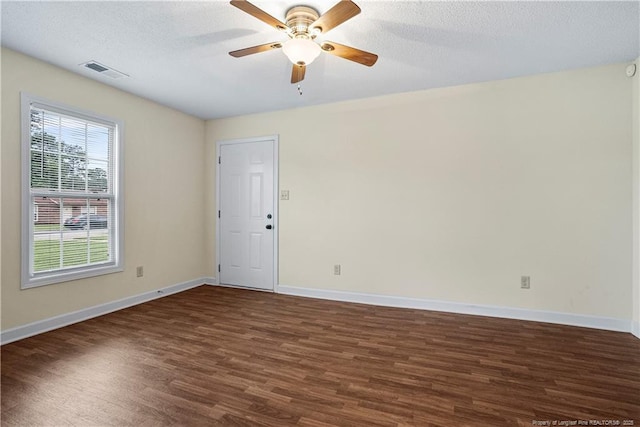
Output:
22,264,124,289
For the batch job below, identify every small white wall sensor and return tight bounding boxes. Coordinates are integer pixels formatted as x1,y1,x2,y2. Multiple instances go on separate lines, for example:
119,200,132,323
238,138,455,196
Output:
626,64,637,77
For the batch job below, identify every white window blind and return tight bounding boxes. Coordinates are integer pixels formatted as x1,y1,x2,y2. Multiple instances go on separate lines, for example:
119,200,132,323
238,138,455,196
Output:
22,93,123,288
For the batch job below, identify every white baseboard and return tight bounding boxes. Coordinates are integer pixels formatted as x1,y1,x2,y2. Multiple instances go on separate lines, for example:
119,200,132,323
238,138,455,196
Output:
4,279,634,345
1,278,208,345
278,285,632,334
207,282,274,293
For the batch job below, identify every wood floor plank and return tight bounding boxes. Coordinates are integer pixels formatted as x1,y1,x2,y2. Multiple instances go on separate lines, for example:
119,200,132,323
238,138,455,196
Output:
2,285,639,426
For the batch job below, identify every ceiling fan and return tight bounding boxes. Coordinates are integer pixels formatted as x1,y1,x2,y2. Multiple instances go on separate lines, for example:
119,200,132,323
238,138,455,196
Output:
228,0,378,84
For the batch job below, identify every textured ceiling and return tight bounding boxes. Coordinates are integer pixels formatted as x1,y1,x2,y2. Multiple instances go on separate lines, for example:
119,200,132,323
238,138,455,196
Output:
2,1,639,120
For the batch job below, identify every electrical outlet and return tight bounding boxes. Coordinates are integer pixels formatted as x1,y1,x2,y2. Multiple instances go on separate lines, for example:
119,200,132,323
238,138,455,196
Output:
136,266,144,278
280,190,290,200
334,264,341,275
521,276,530,289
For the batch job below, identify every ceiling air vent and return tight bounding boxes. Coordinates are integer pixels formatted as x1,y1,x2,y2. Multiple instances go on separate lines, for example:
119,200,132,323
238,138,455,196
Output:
80,60,129,79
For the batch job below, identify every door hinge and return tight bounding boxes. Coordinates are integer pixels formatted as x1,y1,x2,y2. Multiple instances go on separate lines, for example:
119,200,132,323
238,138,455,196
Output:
218,210,220,218
218,264,221,272
218,156,221,164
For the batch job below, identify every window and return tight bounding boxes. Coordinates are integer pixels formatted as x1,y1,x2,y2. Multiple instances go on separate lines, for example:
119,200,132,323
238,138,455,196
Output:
21,93,124,288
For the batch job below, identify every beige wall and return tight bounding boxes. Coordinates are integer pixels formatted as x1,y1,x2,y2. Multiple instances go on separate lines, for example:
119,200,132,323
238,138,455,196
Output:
0,51,3,328
633,57,640,335
207,63,633,321
2,48,634,333
1,48,207,330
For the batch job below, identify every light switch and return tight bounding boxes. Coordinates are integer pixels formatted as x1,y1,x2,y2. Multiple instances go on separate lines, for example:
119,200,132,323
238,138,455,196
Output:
280,190,290,200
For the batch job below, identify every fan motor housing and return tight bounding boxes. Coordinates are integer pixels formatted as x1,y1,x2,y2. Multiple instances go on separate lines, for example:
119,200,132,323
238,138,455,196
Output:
285,6,320,38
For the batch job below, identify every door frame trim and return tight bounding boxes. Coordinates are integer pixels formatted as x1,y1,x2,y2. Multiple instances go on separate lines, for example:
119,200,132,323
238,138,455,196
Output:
215,135,279,292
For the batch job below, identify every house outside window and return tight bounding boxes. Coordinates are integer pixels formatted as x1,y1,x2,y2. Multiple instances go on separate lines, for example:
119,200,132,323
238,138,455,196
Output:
21,93,124,288
80,206,98,215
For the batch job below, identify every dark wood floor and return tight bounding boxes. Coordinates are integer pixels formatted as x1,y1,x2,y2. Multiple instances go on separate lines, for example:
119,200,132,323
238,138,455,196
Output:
2,286,639,426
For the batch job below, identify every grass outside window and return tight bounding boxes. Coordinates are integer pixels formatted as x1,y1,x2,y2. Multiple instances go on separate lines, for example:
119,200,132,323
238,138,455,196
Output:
33,237,109,272
34,224,61,232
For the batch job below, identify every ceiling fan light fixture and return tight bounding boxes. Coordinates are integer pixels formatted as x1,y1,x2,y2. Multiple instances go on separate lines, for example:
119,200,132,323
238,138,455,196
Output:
282,38,321,66
228,0,377,84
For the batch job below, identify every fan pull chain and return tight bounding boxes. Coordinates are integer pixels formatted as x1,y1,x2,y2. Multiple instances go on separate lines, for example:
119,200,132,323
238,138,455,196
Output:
297,84,303,95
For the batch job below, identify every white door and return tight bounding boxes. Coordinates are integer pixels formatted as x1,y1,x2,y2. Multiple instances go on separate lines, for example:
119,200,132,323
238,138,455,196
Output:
218,138,276,290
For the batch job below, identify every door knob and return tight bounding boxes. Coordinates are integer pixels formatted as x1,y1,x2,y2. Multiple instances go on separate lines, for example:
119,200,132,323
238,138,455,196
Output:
266,224,273,230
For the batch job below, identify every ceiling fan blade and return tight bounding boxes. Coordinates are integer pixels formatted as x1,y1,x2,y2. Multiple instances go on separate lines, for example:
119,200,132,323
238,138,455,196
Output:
230,0,288,31
310,0,361,34
291,64,306,84
229,41,283,58
320,41,378,66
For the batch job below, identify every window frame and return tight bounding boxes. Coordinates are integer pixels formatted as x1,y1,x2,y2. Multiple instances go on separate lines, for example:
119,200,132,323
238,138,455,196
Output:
21,92,125,289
